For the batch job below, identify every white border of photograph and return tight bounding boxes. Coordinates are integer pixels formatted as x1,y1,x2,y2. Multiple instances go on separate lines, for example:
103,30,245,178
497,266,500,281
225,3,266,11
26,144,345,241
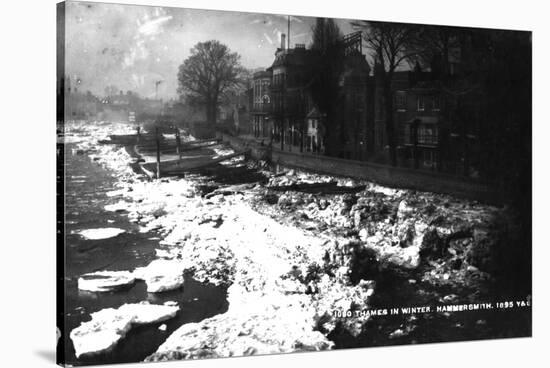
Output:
1,0,547,367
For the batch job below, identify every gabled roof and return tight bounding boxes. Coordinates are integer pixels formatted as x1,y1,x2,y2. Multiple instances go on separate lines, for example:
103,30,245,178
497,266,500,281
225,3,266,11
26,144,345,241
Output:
271,48,316,69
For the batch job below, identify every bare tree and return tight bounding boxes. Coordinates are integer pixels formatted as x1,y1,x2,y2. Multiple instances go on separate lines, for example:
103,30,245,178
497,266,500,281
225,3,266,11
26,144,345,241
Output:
177,40,245,126
352,21,419,166
310,18,345,156
411,25,459,76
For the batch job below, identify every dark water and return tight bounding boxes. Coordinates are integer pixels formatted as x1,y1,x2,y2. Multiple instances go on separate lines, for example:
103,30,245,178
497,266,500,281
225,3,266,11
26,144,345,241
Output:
328,269,532,349
61,143,228,366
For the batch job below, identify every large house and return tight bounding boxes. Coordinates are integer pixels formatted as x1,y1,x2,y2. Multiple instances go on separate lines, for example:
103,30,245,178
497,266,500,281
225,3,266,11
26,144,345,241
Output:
250,31,373,160
373,67,446,170
373,59,483,175
246,31,482,175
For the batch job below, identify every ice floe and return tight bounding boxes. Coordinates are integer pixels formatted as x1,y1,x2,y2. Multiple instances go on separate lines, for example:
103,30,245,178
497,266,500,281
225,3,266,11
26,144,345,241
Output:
77,228,125,240
78,271,136,292
133,259,186,293
78,260,186,294
104,201,129,212
70,302,179,358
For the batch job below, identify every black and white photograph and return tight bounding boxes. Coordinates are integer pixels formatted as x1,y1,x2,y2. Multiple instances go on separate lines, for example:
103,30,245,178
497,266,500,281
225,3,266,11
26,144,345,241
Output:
53,0,535,366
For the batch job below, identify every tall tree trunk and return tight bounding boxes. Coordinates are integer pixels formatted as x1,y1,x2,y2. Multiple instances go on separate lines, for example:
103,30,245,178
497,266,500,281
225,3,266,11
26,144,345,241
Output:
205,96,216,127
210,103,217,126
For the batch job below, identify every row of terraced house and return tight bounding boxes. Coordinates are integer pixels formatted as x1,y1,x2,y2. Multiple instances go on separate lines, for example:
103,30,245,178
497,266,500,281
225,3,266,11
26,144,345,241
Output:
231,31,483,176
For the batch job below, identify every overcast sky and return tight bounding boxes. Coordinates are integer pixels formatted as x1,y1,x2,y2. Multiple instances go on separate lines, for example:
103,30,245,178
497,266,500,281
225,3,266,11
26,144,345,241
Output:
64,1,356,100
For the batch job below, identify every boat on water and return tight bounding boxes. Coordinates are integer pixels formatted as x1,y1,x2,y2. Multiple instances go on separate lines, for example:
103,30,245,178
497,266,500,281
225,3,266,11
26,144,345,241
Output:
98,122,247,179
138,150,249,179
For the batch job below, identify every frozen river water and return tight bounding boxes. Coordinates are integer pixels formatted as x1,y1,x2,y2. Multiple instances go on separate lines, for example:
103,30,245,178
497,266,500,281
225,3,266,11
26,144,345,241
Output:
59,122,531,365
61,142,228,366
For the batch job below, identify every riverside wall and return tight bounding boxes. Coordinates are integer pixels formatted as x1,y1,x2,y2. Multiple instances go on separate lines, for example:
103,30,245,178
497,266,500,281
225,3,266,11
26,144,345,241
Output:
217,132,500,204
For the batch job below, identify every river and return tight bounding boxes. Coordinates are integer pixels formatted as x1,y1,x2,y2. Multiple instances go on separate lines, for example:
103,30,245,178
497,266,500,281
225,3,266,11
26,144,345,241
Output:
59,123,530,365
61,142,228,366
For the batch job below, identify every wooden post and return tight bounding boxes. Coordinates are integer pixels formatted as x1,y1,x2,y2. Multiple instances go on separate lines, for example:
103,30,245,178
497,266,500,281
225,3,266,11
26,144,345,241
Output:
289,123,293,153
156,127,161,179
175,126,181,159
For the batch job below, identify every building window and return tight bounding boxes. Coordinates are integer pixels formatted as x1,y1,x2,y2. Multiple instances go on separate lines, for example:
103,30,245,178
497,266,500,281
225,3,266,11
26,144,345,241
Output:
418,125,438,145
273,72,285,87
432,96,441,111
395,91,407,111
417,96,425,112
377,95,385,118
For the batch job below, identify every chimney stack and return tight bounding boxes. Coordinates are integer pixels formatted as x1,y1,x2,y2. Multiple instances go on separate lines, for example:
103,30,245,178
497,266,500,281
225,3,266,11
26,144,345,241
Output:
281,33,286,50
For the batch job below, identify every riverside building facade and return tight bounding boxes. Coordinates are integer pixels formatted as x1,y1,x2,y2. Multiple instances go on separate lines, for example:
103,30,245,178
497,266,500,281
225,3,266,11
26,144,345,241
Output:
249,32,373,159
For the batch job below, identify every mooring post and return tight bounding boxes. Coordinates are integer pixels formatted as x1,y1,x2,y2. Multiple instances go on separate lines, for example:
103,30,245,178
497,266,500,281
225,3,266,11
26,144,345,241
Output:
175,126,181,159
156,127,161,179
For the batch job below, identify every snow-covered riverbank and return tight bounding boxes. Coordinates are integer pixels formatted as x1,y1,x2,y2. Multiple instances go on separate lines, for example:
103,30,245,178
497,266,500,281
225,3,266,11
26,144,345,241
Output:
67,121,375,359
65,121,528,362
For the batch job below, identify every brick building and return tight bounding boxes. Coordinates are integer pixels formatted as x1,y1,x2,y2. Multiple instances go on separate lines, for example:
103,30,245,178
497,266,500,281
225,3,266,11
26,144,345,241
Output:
249,32,373,159
373,63,483,175
251,69,273,138
373,66,447,169
269,41,316,152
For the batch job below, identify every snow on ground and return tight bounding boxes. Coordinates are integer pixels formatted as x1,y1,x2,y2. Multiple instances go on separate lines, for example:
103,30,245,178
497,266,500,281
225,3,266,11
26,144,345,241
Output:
65,121,509,360
146,199,375,360
260,168,502,273
66,122,375,358
70,302,179,358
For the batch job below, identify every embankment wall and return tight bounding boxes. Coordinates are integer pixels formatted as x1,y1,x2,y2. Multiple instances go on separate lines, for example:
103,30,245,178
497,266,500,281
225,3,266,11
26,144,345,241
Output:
218,133,499,203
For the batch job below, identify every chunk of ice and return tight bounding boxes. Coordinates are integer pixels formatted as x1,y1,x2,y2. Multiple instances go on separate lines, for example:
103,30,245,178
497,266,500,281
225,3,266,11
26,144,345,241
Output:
70,302,179,358
77,228,125,240
133,259,185,293
78,271,135,292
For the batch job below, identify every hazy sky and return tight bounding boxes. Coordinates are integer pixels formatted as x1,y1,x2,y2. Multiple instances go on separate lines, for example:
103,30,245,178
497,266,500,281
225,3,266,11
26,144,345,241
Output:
64,1,356,99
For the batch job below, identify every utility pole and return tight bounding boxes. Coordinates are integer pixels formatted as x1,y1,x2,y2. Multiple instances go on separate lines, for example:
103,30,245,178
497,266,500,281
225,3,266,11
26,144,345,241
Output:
155,127,161,179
